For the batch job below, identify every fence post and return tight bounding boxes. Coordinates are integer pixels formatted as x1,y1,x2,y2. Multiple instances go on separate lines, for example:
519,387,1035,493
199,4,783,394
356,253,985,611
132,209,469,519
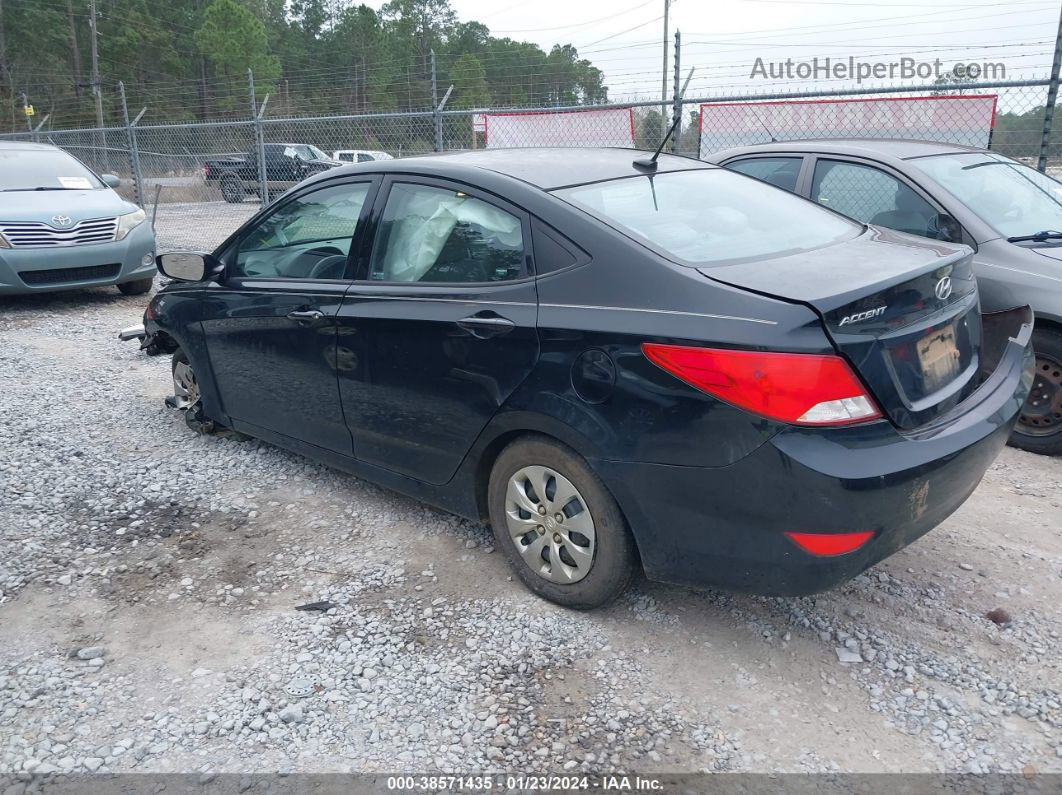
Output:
1039,7,1062,172
118,82,145,206
249,69,269,205
671,31,681,153
431,50,442,152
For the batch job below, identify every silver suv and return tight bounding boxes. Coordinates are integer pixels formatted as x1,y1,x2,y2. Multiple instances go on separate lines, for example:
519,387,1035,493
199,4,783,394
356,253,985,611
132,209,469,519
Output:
0,141,156,295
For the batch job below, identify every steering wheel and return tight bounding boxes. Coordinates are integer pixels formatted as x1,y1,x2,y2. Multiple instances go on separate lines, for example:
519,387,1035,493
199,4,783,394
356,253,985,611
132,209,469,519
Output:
308,254,348,279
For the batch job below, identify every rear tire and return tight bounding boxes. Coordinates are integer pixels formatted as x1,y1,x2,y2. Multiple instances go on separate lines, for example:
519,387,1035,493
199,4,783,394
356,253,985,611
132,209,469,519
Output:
487,436,636,609
220,175,244,204
117,277,153,296
1010,327,1062,456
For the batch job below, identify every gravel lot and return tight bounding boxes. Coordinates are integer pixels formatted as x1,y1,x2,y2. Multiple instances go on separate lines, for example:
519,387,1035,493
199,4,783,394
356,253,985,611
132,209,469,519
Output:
1,284,1060,780
152,201,258,253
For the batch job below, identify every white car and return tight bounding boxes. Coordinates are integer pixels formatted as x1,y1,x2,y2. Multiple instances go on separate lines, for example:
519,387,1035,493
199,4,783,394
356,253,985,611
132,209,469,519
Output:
331,149,394,164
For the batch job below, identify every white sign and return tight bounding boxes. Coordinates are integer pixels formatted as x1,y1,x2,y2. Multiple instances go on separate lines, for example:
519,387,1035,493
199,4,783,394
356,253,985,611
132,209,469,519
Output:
699,95,998,158
484,108,635,149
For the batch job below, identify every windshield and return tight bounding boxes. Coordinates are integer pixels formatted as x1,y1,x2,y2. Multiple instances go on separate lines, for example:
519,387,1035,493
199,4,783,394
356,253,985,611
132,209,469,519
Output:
554,168,860,266
0,148,104,191
910,152,1062,239
292,145,329,161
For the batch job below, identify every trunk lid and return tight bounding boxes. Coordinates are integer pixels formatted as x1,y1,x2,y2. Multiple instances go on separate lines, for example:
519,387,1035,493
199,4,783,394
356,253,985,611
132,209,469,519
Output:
700,227,982,429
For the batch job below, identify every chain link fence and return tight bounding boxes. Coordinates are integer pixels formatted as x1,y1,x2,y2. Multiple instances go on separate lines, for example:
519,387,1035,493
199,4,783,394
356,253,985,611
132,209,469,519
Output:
1,74,1054,253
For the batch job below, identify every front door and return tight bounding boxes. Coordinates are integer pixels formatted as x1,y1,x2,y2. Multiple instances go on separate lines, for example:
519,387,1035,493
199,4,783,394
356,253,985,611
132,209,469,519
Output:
199,178,376,454
337,178,540,484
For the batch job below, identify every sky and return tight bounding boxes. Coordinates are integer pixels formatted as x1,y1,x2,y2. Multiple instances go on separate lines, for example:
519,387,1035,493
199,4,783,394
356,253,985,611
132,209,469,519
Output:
398,0,1062,102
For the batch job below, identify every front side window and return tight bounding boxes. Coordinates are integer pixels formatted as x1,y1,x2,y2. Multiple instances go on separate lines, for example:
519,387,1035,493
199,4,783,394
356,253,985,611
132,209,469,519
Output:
369,183,525,283
554,168,858,266
910,152,1062,239
0,148,104,191
233,182,370,279
727,156,803,192
811,160,940,238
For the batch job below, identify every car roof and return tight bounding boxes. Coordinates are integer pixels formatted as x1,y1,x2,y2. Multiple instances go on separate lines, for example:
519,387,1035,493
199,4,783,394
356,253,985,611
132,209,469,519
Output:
710,138,986,162
324,147,712,190
0,141,58,152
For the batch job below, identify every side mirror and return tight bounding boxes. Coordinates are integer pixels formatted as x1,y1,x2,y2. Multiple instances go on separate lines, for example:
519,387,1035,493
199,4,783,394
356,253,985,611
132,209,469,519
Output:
156,252,223,282
100,174,121,189
930,213,962,243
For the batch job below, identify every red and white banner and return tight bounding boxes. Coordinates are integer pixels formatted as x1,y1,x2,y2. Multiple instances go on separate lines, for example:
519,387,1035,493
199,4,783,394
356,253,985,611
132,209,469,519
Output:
484,108,636,149
698,95,998,158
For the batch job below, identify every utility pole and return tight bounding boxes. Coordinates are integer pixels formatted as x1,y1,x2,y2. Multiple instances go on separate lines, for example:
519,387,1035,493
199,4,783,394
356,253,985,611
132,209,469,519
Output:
89,0,103,129
0,0,12,131
1038,2,1062,172
661,0,670,136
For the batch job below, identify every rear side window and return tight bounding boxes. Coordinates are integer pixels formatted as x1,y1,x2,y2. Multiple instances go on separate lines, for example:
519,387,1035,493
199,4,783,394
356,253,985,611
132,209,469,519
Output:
369,183,526,283
726,157,802,192
811,160,940,238
554,168,859,267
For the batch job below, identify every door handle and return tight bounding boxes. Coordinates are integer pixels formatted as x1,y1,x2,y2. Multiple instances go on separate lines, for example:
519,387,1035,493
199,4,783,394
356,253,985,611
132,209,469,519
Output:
456,314,516,338
287,309,324,324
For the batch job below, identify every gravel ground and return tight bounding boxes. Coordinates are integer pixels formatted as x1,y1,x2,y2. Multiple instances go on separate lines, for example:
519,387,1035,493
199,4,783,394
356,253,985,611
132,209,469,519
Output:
0,287,1060,780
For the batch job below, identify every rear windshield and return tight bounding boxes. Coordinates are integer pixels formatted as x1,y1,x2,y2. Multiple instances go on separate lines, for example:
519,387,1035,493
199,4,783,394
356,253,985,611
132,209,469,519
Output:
554,168,860,266
0,148,104,191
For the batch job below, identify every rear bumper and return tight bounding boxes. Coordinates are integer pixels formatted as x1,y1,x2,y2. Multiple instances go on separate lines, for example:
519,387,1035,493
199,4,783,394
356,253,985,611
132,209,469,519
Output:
593,307,1035,596
0,222,155,295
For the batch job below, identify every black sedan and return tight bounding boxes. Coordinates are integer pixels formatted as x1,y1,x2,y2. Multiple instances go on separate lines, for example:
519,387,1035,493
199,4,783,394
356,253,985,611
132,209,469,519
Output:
130,148,1034,609
708,140,1062,455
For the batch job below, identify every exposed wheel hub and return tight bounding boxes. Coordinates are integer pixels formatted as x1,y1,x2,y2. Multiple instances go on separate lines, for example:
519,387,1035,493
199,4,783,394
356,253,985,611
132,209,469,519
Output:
171,361,200,410
1018,354,1062,437
504,465,596,585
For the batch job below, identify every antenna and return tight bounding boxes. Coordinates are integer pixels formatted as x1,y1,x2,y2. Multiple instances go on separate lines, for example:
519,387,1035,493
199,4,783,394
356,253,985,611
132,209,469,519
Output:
634,67,695,172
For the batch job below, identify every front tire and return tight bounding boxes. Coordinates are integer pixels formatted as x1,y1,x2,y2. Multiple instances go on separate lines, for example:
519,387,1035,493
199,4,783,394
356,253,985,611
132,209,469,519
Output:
117,277,153,296
1010,326,1062,456
171,349,215,434
487,436,636,609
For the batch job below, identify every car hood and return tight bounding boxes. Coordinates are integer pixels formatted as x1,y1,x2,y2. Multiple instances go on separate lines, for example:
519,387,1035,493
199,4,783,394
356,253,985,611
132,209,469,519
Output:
1028,243,1062,268
0,189,136,224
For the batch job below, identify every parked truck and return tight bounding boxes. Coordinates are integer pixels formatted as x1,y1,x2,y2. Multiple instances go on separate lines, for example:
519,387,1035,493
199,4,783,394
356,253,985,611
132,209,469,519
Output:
203,143,342,203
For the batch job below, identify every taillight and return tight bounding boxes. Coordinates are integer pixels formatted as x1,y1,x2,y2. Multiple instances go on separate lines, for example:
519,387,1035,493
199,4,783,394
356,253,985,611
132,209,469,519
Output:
641,343,881,426
785,531,874,557
203,165,210,179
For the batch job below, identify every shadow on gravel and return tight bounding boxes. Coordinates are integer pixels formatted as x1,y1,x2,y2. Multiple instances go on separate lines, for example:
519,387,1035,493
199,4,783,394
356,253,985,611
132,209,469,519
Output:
0,287,151,317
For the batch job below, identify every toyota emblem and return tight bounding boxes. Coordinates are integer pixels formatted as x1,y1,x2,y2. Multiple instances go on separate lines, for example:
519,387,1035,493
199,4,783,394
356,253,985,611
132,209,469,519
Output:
934,276,953,301
51,215,73,228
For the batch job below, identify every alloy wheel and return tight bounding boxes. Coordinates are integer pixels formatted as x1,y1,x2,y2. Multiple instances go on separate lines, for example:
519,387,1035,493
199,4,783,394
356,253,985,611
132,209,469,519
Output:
172,360,200,410
1018,353,1062,437
504,465,596,584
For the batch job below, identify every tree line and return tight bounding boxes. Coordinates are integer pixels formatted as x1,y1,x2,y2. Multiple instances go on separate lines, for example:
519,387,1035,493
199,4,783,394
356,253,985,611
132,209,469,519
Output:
0,0,609,131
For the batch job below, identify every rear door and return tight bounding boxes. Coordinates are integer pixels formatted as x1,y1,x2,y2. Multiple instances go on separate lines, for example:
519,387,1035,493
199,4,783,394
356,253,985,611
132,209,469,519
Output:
336,176,539,484
199,177,377,454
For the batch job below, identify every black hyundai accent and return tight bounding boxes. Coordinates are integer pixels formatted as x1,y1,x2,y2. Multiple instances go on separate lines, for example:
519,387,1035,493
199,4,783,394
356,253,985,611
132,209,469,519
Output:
127,148,1035,609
